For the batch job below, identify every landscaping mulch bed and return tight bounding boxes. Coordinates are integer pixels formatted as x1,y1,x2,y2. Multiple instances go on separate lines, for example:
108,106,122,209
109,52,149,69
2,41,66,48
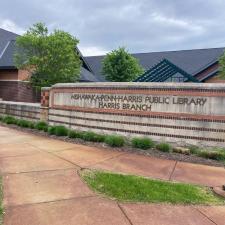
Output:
1,122,225,168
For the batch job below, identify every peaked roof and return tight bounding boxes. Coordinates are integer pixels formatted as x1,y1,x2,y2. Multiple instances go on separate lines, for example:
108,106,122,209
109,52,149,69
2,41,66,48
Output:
134,59,199,82
85,47,225,80
0,28,18,55
0,40,16,68
0,28,100,82
80,67,100,82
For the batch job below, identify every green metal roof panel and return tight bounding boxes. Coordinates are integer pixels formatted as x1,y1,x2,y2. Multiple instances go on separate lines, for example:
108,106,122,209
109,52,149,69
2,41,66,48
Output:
134,59,199,83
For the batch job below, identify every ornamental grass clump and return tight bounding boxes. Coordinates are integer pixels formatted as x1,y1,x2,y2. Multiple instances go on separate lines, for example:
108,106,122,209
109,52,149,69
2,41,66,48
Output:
28,121,35,129
35,121,48,132
48,126,57,135
132,137,155,150
3,116,17,124
156,143,171,152
197,149,225,161
82,131,106,143
17,119,31,128
104,135,125,147
189,145,200,155
54,126,68,136
68,130,84,139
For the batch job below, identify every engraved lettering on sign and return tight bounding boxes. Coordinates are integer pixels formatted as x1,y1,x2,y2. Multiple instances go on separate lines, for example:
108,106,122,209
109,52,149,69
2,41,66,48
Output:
69,93,207,112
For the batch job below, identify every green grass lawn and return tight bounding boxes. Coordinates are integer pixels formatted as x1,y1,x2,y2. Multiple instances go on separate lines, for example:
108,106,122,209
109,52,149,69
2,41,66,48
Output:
82,170,224,205
0,177,3,225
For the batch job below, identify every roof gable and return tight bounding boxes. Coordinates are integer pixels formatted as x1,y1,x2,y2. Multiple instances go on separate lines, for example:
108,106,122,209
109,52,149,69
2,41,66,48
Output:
85,47,225,79
134,59,199,83
0,28,18,55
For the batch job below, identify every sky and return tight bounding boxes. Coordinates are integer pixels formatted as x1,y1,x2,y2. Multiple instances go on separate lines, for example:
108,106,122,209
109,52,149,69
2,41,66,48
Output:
1,0,225,56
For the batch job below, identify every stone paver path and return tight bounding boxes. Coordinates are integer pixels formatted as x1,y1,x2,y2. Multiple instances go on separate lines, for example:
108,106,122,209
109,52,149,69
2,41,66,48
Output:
0,125,225,225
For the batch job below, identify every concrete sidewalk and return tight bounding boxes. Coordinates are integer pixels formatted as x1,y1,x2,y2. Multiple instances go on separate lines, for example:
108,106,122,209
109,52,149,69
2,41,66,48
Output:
0,125,225,225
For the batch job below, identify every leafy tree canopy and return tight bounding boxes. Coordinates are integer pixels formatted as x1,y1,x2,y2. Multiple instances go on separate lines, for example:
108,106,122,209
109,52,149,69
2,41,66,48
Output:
102,47,144,82
14,22,81,89
219,52,225,79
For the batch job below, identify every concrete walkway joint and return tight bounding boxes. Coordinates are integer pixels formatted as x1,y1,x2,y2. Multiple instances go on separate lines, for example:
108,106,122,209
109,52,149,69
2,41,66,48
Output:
0,126,225,225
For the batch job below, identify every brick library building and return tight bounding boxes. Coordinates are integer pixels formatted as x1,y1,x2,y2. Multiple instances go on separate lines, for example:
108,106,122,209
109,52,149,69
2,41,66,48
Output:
0,28,225,103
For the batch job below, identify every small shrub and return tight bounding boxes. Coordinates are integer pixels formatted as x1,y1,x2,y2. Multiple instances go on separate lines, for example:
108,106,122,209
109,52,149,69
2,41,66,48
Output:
189,145,200,155
28,121,35,129
156,143,171,152
17,119,30,128
132,137,154,150
82,131,106,142
82,131,96,141
94,134,106,142
54,126,68,136
105,135,125,147
68,130,84,139
173,147,190,155
35,121,48,131
48,126,57,135
197,149,225,161
3,116,17,124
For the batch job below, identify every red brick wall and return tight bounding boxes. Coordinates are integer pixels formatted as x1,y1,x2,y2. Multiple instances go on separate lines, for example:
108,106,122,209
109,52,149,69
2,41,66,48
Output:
0,69,30,81
195,62,225,83
18,69,30,80
0,69,18,80
204,75,225,83
0,81,40,103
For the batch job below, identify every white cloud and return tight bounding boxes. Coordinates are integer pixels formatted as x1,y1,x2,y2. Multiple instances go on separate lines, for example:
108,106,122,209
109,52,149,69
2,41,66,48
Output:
151,12,204,33
79,46,108,56
0,19,25,34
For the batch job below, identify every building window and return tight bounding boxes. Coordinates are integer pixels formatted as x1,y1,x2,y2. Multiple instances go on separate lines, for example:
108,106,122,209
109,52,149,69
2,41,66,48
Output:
166,74,186,82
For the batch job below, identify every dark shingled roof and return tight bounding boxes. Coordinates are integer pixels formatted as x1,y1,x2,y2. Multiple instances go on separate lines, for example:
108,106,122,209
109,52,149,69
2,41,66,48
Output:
0,40,16,68
84,47,225,80
1,28,225,82
0,28,18,55
80,67,100,82
0,28,102,82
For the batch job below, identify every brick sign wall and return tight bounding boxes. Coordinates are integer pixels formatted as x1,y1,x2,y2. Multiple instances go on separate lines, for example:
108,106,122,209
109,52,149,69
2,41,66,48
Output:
0,101,40,121
46,83,225,147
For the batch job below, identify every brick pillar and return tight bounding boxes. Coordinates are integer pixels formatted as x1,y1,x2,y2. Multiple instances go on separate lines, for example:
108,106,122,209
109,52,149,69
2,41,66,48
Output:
40,87,50,122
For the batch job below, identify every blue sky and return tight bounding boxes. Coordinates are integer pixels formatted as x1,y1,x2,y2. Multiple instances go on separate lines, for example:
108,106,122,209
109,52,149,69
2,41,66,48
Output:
1,0,225,56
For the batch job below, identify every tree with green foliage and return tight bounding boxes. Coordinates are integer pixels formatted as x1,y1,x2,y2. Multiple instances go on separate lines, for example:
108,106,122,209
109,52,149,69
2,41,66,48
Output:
102,47,144,82
14,22,81,89
219,52,225,79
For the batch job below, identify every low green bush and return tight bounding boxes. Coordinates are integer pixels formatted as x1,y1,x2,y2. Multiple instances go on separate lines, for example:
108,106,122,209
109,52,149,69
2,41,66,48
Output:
94,134,106,142
28,121,35,129
54,125,68,136
35,121,48,132
48,126,57,135
82,131,106,142
3,116,17,124
132,137,154,150
17,119,31,128
197,149,225,161
68,130,84,139
172,147,190,155
104,135,125,147
156,143,171,152
189,145,200,155
82,131,96,141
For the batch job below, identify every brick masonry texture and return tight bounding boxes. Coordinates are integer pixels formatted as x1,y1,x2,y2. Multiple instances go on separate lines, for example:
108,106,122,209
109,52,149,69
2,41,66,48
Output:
0,101,40,122
45,82,225,147
0,81,40,103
